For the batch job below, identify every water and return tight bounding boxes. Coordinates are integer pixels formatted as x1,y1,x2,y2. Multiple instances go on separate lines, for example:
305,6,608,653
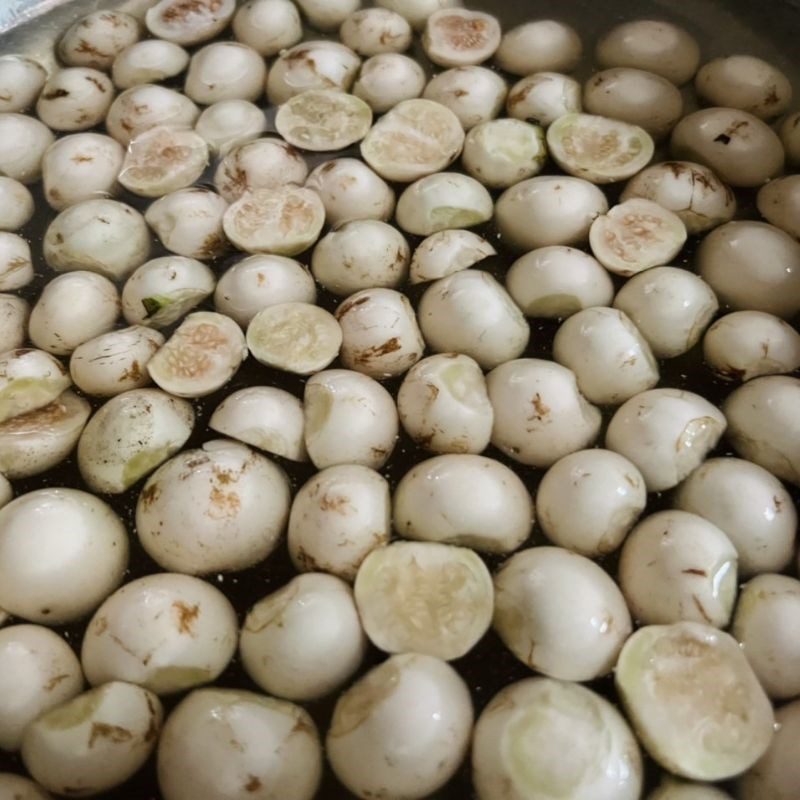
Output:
1,0,800,797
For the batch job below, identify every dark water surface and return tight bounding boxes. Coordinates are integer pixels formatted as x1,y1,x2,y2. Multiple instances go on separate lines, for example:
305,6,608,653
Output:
1,0,800,797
